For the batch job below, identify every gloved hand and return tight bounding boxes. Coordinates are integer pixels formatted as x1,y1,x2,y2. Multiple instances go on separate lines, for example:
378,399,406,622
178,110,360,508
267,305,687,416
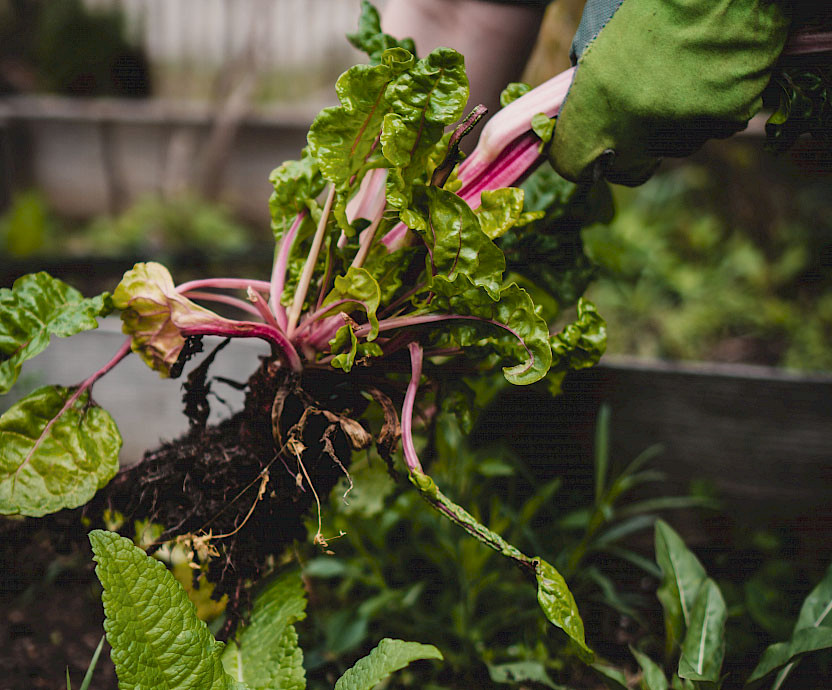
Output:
550,0,791,185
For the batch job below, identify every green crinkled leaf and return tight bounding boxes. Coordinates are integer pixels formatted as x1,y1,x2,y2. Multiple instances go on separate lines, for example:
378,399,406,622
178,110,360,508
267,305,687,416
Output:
321,267,381,341
548,298,606,396
362,244,418,304
535,558,594,663
654,520,707,658
431,276,552,385
531,112,555,148
500,82,531,108
0,272,111,394
113,262,230,377
220,570,307,690
475,188,531,240
382,48,468,210
419,185,505,299
268,147,325,240
331,324,359,373
347,0,416,64
629,646,668,690
677,579,726,683
89,530,246,690
334,638,442,690
0,386,121,517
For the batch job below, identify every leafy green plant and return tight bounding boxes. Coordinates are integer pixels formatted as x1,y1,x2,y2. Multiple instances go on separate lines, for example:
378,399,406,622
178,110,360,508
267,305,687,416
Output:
0,1,608,680
626,520,832,690
88,529,442,690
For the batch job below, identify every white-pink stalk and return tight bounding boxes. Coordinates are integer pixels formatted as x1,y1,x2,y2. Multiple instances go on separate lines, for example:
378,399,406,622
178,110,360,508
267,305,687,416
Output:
401,342,424,473
247,286,281,330
184,290,263,319
271,211,306,330
287,185,336,338
176,278,273,294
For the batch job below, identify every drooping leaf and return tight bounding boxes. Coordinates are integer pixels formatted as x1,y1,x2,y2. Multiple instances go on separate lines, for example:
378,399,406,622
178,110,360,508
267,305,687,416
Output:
419,186,505,299
89,530,246,690
382,48,468,211
321,267,382,340
334,638,442,690
347,0,416,65
654,520,707,658
629,646,668,690
536,558,594,663
220,571,307,690
430,276,552,385
747,627,832,686
0,386,120,517
113,262,234,377
330,324,359,373
0,272,112,394
487,660,563,689
677,579,726,683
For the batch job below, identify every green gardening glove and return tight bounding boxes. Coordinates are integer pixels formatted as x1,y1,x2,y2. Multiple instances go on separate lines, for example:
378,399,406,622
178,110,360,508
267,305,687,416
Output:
550,0,791,185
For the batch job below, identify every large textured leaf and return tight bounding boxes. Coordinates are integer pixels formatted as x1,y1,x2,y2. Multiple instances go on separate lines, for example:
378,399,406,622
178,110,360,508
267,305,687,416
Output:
334,638,442,690
548,299,607,396
654,520,707,656
221,571,307,690
268,147,325,239
536,558,594,663
430,276,552,385
89,530,246,690
0,386,120,517
347,0,416,65
0,272,111,394
382,48,468,211
677,579,726,683
321,267,381,340
475,188,536,240
419,186,505,299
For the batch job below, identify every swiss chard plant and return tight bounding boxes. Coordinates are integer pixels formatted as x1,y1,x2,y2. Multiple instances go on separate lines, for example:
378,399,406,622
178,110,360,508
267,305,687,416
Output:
1,0,608,677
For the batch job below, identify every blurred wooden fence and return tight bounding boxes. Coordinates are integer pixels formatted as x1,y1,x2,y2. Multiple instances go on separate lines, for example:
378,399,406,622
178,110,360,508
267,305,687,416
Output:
82,0,378,99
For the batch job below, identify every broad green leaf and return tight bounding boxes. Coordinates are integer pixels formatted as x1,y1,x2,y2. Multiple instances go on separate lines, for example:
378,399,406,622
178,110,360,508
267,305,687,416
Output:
475,188,532,240
334,638,442,690
488,661,563,689
321,267,381,340
536,558,594,663
420,186,505,299
793,562,832,631
0,386,120,517
654,520,707,656
347,0,416,64
0,272,111,394
548,298,607,395
383,48,468,210
113,262,232,377
500,82,531,108
747,627,832,686
590,662,629,689
362,245,418,304
677,579,726,683
268,147,324,239
430,276,552,385
89,530,246,690
220,571,307,690
629,646,668,690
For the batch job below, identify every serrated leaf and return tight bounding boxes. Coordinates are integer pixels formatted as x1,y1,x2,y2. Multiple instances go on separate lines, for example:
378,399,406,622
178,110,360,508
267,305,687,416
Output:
220,571,307,690
89,530,246,690
0,272,111,394
677,579,726,683
334,638,442,690
535,558,594,663
629,646,668,690
347,0,416,65
0,386,120,517
654,520,707,657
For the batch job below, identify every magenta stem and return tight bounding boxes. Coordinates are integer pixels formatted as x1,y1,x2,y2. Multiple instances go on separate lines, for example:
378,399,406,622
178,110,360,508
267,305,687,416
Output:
401,342,424,473
179,321,302,372
183,291,262,318
176,278,272,294
271,211,306,330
